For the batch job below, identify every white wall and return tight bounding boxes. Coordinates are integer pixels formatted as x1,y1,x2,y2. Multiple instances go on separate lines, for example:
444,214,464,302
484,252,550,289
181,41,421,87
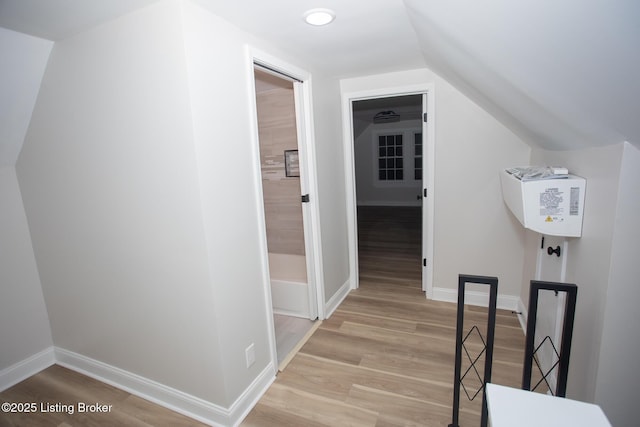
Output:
0,167,52,373
312,75,351,304
0,27,53,166
16,0,226,404
527,142,640,427
0,27,53,380
529,144,624,405
180,0,278,405
341,69,531,302
595,142,640,427
355,119,423,206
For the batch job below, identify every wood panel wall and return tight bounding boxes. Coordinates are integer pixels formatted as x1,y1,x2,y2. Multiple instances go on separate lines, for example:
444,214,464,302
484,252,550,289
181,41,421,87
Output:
256,86,305,256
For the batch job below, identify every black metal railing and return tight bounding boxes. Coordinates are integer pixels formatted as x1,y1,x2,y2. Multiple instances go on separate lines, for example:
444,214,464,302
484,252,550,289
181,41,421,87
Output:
521,280,578,397
449,274,498,427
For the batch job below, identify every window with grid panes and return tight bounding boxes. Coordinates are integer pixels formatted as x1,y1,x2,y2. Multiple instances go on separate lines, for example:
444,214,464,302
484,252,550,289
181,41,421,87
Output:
414,132,422,180
378,134,403,180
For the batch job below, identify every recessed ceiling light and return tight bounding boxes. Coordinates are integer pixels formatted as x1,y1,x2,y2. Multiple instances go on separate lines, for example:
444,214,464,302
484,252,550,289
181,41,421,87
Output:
304,8,335,26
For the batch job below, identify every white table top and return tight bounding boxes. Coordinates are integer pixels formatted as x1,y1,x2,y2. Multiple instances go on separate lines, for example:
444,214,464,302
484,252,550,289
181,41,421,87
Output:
486,383,611,427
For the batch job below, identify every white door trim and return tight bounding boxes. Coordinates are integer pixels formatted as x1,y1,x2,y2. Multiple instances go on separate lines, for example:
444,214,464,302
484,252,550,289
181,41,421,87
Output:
293,79,325,320
341,84,435,297
421,91,435,296
246,46,326,373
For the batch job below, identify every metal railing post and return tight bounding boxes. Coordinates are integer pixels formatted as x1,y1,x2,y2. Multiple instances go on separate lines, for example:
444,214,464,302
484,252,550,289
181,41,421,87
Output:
449,274,498,427
522,280,578,397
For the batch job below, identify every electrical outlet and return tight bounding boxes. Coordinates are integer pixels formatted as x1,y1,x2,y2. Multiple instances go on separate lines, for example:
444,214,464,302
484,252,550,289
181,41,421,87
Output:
245,343,255,368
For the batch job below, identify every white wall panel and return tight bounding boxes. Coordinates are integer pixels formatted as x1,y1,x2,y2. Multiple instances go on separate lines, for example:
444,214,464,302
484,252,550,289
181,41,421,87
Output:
16,0,225,403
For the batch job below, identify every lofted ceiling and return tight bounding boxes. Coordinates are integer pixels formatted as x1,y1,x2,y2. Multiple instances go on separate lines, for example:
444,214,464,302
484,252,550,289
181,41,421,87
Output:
404,0,640,150
0,0,638,159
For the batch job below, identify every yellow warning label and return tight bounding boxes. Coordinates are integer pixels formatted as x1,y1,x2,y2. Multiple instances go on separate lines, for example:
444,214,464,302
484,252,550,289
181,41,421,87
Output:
545,216,553,222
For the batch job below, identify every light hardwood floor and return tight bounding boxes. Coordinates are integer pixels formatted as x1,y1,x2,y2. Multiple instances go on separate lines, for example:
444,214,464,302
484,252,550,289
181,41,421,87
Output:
357,206,422,288
0,206,526,426
242,206,526,426
0,364,209,427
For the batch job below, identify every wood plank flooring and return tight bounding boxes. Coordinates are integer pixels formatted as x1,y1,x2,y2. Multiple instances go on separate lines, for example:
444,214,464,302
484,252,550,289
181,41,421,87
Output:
357,206,422,287
0,364,209,427
243,206,526,426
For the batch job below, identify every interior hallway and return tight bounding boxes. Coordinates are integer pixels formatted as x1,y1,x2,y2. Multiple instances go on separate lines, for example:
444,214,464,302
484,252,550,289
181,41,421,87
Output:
242,206,526,426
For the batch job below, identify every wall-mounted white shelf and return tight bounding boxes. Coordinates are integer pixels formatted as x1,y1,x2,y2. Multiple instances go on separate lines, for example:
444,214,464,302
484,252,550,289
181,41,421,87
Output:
500,169,586,237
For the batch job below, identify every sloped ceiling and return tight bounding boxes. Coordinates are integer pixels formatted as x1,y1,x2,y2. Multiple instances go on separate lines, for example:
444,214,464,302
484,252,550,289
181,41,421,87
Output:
404,0,640,150
0,0,159,40
0,0,638,155
0,0,160,166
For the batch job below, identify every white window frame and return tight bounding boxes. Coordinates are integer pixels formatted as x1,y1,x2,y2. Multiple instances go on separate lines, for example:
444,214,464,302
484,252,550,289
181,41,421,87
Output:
372,127,422,188
413,130,423,181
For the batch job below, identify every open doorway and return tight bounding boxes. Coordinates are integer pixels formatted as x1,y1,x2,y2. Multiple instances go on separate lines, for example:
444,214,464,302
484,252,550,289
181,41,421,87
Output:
253,65,321,371
343,87,434,297
352,95,424,290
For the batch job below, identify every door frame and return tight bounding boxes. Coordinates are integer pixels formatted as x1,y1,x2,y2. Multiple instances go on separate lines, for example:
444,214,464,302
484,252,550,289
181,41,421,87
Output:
341,84,435,297
246,47,325,373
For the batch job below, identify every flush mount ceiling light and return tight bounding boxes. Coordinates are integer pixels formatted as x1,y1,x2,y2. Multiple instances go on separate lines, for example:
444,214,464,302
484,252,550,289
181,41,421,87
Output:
303,8,336,26
373,110,400,124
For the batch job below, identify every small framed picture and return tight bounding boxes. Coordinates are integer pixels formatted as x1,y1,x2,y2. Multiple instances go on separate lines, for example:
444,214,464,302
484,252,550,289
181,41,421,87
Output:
285,150,300,177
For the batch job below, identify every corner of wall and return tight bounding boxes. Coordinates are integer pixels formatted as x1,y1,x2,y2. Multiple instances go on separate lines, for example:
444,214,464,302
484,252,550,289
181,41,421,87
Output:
324,278,351,319
0,347,55,392
0,167,53,376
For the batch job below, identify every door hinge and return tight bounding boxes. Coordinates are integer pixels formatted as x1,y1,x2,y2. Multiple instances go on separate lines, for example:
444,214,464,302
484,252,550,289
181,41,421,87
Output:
423,258,427,267
424,188,427,198
301,194,310,203
423,112,428,123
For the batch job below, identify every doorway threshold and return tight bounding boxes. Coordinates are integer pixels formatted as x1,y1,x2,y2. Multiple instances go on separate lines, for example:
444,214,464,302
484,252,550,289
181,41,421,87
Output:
274,314,322,372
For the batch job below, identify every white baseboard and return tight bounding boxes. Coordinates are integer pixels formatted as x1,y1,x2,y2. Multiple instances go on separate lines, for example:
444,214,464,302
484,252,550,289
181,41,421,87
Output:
272,308,309,318
516,297,528,333
0,347,55,392
271,279,309,318
227,360,276,427
432,286,519,311
54,347,275,427
324,279,351,318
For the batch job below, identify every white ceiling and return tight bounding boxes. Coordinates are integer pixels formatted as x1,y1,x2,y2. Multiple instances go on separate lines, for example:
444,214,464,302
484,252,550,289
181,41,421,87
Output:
404,0,640,150
1,0,638,152
192,0,426,79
